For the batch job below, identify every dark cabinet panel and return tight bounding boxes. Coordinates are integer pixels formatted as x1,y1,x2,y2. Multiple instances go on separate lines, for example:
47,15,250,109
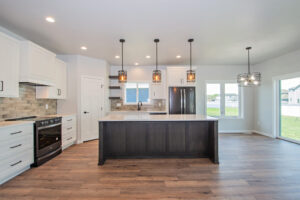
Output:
187,122,209,155
147,123,167,153
126,122,147,154
104,122,126,155
167,122,186,153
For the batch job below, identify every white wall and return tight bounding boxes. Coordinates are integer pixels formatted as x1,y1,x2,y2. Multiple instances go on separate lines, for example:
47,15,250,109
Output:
196,65,254,132
57,55,110,143
253,49,300,137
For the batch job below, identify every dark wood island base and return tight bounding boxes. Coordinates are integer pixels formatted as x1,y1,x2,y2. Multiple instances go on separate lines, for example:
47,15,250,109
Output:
98,115,218,165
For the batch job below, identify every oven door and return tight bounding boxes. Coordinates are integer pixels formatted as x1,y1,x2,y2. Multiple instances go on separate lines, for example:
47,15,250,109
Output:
36,123,62,157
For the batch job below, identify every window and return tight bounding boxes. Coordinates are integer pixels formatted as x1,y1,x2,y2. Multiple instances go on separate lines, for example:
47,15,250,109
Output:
124,83,150,104
206,84,221,117
225,83,239,117
206,82,241,118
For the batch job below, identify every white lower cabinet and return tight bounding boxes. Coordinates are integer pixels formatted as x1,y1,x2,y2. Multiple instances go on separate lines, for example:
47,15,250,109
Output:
61,115,77,150
0,123,34,185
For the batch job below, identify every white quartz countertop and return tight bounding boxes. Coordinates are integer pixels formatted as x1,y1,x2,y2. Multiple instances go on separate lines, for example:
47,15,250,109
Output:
99,114,217,122
44,113,76,118
0,121,34,128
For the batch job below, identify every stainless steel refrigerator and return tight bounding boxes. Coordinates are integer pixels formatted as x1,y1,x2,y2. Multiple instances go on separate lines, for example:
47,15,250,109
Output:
169,87,196,114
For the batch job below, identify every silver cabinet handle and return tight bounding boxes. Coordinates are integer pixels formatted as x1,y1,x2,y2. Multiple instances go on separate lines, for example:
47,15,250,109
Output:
0,80,3,91
10,144,22,149
183,89,186,114
10,131,22,135
67,127,72,130
67,137,72,141
11,160,22,167
67,119,72,122
180,89,183,114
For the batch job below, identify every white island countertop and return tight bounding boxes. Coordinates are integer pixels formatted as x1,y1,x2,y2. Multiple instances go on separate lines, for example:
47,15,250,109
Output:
99,114,217,122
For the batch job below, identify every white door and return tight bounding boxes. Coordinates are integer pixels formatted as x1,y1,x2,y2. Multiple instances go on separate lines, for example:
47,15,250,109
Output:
81,76,104,142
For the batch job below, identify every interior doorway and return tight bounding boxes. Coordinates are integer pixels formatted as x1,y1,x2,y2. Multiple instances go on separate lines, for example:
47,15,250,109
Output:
81,76,104,142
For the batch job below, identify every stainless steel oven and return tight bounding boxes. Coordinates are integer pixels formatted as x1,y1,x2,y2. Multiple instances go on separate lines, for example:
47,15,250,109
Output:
35,118,62,166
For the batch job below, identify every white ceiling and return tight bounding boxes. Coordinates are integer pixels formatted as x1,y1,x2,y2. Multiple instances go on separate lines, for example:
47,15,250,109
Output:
0,0,300,66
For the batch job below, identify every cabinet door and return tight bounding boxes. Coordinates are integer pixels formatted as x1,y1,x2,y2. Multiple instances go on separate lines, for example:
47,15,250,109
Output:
29,43,55,84
151,83,165,99
167,67,196,87
167,122,186,153
167,67,185,86
55,59,67,99
0,32,20,98
147,123,167,153
36,58,67,99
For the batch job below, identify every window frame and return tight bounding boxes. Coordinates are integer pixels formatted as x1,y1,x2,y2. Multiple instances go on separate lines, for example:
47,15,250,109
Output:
205,80,243,119
123,81,151,105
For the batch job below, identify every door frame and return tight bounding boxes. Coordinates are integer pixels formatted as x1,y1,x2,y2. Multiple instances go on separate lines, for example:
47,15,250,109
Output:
273,71,300,144
80,75,104,142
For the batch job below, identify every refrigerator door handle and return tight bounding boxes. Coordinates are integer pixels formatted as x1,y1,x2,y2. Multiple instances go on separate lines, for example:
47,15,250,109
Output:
183,89,186,114
180,89,183,114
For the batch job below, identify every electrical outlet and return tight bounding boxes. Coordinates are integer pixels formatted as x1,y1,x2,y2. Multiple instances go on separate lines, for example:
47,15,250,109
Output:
45,104,48,110
158,102,162,107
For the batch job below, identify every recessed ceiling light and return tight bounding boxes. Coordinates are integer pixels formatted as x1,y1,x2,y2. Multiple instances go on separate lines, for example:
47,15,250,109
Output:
81,46,87,50
176,55,181,59
145,55,151,59
115,55,120,59
134,62,139,66
45,17,55,23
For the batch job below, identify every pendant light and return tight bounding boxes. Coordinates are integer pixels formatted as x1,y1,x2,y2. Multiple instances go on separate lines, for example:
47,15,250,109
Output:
237,47,261,87
118,39,127,83
152,39,161,83
187,39,196,82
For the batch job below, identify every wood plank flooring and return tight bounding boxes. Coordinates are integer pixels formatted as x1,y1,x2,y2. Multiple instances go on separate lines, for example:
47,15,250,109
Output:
1,133,300,200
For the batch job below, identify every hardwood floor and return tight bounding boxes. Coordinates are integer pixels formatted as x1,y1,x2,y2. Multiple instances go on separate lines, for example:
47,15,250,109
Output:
1,133,300,200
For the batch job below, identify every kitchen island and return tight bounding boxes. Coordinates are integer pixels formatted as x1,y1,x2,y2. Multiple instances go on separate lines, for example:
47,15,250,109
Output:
98,114,218,165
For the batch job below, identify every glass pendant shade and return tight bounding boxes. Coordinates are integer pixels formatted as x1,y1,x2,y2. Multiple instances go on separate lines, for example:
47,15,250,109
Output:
152,39,161,83
187,39,195,82
152,69,161,83
187,69,196,82
118,39,127,83
118,69,127,83
237,47,261,87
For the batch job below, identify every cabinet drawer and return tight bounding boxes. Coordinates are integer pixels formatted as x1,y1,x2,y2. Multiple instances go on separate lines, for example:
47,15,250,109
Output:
0,134,33,160
0,149,33,173
62,125,76,133
62,130,76,141
0,124,33,142
62,115,76,124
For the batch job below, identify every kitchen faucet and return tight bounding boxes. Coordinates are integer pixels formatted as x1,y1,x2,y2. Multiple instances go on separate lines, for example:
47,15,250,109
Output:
137,101,143,111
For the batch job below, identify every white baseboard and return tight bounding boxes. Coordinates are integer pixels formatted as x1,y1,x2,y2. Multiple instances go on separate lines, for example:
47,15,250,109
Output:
219,130,253,134
252,130,275,138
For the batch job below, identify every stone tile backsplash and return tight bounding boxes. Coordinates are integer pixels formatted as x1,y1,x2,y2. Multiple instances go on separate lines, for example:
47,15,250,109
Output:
111,99,166,111
0,84,57,121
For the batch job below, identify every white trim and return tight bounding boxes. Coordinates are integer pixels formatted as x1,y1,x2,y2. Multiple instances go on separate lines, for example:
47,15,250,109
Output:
277,136,300,145
219,130,253,134
252,130,275,138
272,71,300,140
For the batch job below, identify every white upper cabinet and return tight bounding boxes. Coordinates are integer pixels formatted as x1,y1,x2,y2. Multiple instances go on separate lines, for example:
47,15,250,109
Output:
36,58,67,99
0,31,20,98
20,41,56,86
167,66,196,87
